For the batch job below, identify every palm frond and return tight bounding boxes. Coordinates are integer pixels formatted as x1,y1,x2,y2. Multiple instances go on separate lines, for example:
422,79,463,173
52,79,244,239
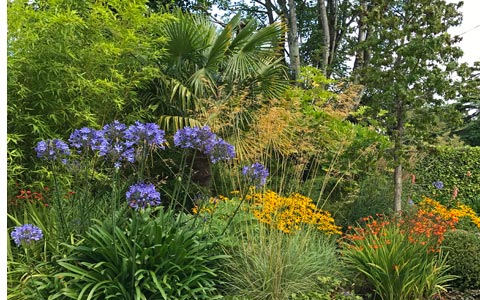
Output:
204,20,233,70
158,115,203,132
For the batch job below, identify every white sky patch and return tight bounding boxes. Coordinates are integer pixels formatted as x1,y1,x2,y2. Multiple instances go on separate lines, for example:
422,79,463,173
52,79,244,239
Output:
448,0,480,65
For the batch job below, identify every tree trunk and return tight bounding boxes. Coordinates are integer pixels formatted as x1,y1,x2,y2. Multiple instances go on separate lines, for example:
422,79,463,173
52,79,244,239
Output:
393,164,402,212
353,0,367,83
278,0,300,82
288,0,300,81
265,0,275,24
393,99,405,212
327,0,338,77
190,151,212,188
318,0,330,75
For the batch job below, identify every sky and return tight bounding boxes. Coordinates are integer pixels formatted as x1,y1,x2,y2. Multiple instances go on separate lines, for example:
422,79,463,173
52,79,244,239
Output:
448,0,480,65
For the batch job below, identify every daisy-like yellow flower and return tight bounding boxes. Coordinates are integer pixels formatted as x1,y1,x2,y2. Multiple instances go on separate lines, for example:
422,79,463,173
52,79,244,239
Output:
248,190,341,234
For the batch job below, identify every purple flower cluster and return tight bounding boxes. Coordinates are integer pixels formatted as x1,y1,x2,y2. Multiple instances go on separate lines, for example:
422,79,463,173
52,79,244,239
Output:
124,121,166,149
99,121,134,168
173,126,235,164
10,224,43,247
242,162,269,188
432,181,444,189
126,182,161,210
35,139,71,163
69,127,105,153
64,120,166,169
209,139,236,164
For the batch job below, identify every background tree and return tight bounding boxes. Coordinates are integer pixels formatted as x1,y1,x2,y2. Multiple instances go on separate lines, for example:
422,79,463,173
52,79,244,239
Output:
454,62,480,146
214,0,357,79
353,0,464,212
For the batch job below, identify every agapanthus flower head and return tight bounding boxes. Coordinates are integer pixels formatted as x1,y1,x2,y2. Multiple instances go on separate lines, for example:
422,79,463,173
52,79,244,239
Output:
242,162,269,188
125,121,166,148
174,126,235,163
98,121,133,168
174,126,216,154
126,182,161,210
10,224,43,247
69,127,106,153
35,139,70,162
100,120,127,145
433,181,444,189
209,138,236,164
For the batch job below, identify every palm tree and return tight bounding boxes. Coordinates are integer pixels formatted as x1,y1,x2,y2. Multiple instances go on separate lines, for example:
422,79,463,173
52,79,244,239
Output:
139,9,288,131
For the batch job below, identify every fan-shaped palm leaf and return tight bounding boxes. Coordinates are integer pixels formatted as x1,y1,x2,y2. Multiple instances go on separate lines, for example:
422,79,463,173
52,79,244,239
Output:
139,10,287,132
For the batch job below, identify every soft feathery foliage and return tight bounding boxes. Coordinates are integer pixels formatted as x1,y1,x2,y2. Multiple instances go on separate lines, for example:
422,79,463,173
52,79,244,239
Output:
55,207,224,300
221,224,341,300
203,67,391,207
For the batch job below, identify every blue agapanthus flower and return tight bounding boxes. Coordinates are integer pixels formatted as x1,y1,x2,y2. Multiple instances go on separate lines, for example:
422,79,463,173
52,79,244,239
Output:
126,182,161,210
69,127,106,153
174,126,216,153
242,162,269,188
98,120,133,168
432,181,444,189
35,139,70,162
10,224,43,247
174,126,235,163
209,139,236,164
125,121,166,148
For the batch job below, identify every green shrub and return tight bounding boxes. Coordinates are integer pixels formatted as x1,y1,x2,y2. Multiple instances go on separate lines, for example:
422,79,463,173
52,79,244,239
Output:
342,173,394,227
412,146,480,211
442,229,480,291
55,207,224,300
7,0,170,190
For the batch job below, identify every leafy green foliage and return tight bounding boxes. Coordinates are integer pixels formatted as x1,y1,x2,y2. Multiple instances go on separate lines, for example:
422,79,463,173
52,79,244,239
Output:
442,230,480,291
55,207,224,300
353,0,465,210
454,62,480,146
411,146,480,212
7,202,79,300
289,277,362,300
7,0,171,189
341,173,394,228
